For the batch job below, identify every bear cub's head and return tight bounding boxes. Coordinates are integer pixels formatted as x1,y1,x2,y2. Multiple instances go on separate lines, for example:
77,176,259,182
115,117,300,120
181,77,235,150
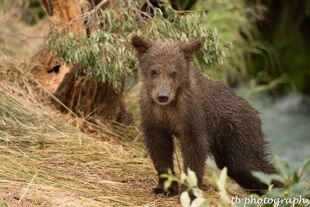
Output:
131,35,203,106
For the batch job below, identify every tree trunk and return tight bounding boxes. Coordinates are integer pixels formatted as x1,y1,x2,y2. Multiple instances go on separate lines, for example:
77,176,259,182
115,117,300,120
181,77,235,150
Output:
32,0,132,124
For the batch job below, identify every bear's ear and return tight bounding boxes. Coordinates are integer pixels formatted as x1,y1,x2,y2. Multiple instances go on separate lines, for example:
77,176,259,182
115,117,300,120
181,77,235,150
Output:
180,39,204,60
131,35,152,55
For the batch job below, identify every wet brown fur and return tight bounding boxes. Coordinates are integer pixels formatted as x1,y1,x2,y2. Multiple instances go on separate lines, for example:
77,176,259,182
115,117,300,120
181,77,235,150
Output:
131,35,279,196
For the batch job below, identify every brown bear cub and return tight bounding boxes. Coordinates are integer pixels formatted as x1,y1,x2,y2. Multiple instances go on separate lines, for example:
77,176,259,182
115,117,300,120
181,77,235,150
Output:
131,35,279,196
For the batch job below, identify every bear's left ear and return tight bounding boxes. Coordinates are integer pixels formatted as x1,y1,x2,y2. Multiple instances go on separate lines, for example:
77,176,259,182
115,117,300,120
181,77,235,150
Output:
180,39,204,60
131,35,153,55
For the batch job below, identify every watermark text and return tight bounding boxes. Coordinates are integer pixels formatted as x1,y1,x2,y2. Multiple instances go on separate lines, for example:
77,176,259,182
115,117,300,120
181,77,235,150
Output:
231,195,310,206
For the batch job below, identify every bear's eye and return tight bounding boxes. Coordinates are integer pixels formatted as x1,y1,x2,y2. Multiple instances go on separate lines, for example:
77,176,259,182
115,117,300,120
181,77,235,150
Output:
150,70,157,78
170,72,177,79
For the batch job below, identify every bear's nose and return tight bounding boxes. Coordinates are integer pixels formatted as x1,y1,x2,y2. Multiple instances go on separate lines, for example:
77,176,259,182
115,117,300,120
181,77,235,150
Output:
157,96,169,103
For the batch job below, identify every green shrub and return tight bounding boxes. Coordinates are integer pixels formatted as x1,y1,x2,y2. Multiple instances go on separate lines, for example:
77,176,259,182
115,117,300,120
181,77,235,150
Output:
162,156,310,207
252,156,310,205
46,1,225,91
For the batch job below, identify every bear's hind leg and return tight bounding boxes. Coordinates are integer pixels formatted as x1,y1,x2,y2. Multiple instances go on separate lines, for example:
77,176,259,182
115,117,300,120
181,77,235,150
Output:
213,132,279,194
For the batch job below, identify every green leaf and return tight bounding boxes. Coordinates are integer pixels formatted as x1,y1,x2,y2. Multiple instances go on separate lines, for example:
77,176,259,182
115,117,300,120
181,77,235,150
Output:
253,171,285,194
187,168,198,188
180,191,191,207
273,156,292,178
268,173,284,184
292,172,300,184
265,188,283,198
288,182,304,197
160,173,169,179
298,158,310,177
208,172,219,188
164,179,172,192
192,188,204,198
252,171,273,185
217,167,230,204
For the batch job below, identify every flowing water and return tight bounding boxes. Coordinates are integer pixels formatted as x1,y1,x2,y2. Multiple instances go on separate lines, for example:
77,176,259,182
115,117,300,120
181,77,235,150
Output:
241,91,310,169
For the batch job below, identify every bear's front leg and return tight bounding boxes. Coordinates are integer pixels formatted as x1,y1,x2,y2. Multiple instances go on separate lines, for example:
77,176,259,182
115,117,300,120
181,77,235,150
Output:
143,125,178,196
179,127,209,188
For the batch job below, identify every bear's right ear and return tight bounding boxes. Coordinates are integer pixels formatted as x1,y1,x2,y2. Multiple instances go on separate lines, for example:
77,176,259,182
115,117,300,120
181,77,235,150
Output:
131,35,152,55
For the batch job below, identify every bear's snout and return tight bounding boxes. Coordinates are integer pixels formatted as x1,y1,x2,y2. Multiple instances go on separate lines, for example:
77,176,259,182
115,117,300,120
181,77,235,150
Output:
153,81,174,105
157,95,169,104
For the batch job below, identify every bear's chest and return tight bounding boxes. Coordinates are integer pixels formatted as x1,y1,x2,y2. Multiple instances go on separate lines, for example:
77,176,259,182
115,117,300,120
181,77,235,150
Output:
152,105,183,135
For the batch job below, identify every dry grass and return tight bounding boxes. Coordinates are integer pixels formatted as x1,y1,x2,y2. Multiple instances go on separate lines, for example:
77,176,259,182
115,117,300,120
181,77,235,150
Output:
0,56,182,207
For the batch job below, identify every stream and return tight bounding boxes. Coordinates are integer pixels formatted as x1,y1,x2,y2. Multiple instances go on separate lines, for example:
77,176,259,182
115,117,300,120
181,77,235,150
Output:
242,91,310,169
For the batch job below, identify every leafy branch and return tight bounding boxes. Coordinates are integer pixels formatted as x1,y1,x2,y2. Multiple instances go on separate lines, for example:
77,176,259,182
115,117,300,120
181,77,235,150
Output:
46,0,225,90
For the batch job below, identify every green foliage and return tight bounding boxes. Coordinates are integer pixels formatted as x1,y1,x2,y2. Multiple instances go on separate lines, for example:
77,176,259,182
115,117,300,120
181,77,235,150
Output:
265,0,310,94
47,31,134,90
46,1,224,91
252,156,310,203
237,0,310,94
161,168,231,207
195,0,310,94
161,168,209,207
194,0,259,83
162,156,310,207
215,167,231,204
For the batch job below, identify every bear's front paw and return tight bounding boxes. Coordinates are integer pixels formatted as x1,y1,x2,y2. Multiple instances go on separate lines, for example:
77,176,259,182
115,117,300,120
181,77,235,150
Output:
153,181,179,196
